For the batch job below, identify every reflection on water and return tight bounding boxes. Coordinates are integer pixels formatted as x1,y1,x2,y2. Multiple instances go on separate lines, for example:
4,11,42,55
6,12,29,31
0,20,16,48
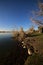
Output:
0,33,13,45
0,33,27,65
0,33,17,54
0,33,12,38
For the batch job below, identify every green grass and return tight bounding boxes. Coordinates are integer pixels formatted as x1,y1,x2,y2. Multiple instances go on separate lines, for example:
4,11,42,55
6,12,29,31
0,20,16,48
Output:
29,33,43,54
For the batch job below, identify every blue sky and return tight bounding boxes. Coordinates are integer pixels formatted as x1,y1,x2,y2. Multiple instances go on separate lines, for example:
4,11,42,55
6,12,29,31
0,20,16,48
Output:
0,0,42,31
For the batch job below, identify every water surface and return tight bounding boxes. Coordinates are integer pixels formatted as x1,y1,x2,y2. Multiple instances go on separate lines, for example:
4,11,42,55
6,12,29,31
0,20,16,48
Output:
0,33,17,54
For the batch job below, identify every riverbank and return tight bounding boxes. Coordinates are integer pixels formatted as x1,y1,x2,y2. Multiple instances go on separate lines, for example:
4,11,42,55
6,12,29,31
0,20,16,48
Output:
0,33,43,65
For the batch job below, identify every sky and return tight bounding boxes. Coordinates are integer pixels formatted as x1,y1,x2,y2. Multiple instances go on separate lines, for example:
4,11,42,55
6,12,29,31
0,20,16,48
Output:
0,0,43,31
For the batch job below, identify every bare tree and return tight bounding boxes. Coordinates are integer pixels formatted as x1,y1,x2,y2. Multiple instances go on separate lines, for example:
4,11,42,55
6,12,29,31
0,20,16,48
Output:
30,0,43,26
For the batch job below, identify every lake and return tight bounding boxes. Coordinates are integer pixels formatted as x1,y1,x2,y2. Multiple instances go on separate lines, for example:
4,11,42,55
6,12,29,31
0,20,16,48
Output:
0,33,17,55
0,33,13,44
0,33,26,65
0,33,19,58
0,33,12,39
